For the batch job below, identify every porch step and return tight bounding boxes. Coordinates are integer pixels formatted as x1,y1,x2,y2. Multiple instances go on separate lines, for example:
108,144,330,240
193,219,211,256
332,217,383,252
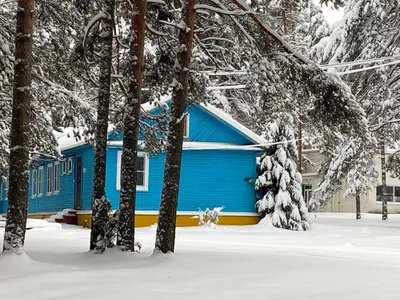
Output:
53,209,78,225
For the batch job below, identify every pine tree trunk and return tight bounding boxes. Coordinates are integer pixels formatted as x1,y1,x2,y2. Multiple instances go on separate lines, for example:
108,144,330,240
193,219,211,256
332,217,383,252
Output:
89,0,115,251
116,0,147,252
356,194,361,220
3,0,35,253
155,0,197,254
380,133,388,220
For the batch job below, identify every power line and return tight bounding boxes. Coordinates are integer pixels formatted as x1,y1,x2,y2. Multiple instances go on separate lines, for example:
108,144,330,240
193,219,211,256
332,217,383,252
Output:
319,55,400,69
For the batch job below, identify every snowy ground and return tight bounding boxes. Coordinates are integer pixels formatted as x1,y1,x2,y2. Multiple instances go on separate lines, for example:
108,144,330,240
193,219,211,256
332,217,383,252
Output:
1,213,400,300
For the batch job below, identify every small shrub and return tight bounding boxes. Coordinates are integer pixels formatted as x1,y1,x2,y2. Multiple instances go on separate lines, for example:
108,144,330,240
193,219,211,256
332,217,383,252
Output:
192,206,224,227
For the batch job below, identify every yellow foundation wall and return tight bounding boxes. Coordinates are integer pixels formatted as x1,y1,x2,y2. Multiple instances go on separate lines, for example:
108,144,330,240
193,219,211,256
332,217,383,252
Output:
27,214,53,220
77,213,260,228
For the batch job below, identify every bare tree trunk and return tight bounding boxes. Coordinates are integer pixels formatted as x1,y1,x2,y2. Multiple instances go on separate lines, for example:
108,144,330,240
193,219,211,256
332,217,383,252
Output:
3,0,34,253
297,119,302,172
380,133,388,220
117,0,147,251
89,0,115,251
155,0,197,254
356,194,361,220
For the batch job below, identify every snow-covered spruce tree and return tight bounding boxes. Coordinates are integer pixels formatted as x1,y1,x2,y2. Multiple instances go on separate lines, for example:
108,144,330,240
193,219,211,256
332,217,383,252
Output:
255,120,310,231
3,0,35,254
88,0,115,252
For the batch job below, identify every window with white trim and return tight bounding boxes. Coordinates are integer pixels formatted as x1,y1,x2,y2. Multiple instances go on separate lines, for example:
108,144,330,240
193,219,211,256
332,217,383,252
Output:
62,160,66,175
32,169,37,197
5,178,9,200
376,186,400,202
47,164,53,194
38,167,44,196
116,151,149,191
54,162,60,193
67,157,73,174
304,185,312,204
183,114,189,138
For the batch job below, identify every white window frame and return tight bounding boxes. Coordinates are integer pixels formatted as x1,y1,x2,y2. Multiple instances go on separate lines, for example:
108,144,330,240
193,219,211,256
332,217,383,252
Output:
304,185,312,204
54,162,60,193
62,160,66,175
38,166,44,196
47,164,53,195
183,113,190,139
116,151,149,191
4,178,8,200
32,169,37,197
67,157,73,174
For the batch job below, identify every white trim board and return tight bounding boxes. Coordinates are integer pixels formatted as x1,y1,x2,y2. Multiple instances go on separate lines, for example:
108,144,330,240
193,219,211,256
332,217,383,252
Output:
116,151,149,191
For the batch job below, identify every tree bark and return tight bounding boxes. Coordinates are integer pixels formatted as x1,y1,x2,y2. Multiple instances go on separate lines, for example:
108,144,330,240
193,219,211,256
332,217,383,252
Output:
3,0,35,253
380,132,388,220
155,0,197,254
117,0,147,251
89,0,115,251
356,194,361,220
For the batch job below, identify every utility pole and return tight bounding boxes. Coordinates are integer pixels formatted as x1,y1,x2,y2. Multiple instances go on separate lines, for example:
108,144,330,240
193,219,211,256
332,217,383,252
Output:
380,131,388,220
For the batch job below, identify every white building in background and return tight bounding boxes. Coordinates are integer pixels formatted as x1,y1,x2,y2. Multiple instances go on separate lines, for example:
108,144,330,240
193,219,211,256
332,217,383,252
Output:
302,150,400,214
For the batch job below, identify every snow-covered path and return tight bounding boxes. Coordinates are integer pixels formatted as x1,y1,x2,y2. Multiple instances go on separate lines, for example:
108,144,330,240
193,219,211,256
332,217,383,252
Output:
1,213,400,299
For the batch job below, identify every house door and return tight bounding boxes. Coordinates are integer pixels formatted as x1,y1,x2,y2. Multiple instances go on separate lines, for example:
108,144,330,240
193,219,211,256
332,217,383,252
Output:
75,156,82,209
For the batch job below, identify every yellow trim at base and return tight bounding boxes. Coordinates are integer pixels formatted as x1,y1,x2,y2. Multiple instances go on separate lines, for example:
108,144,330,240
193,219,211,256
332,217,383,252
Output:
77,213,260,228
27,213,53,220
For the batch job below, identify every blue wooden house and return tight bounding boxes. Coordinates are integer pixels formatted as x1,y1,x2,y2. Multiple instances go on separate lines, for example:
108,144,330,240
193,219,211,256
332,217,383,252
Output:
0,101,265,227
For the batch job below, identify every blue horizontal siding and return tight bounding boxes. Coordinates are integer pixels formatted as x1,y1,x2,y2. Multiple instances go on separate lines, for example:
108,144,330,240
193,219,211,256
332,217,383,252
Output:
106,148,257,213
186,105,252,145
24,145,94,213
111,102,255,145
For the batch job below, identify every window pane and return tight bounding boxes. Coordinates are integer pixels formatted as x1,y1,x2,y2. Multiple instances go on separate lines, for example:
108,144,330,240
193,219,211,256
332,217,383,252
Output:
137,171,144,186
136,157,144,171
395,187,400,197
376,186,382,196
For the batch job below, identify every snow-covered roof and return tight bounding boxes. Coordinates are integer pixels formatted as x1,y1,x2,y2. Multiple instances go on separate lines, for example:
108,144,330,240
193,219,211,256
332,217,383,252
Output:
56,124,116,152
55,97,265,152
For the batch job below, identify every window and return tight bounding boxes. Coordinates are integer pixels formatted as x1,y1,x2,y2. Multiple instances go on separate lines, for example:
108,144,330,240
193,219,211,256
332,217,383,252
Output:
4,178,9,200
32,169,37,197
304,185,313,204
54,162,60,193
183,114,190,139
376,186,400,202
0,182,2,201
67,157,73,174
38,167,44,196
116,151,149,191
47,164,53,194
62,160,66,175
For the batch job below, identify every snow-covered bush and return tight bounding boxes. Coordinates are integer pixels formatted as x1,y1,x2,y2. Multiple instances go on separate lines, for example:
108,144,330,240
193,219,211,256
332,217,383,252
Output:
192,207,224,227
255,120,310,231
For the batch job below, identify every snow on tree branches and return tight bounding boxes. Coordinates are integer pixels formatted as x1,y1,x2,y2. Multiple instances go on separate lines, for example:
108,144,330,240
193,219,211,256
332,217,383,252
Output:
256,119,310,231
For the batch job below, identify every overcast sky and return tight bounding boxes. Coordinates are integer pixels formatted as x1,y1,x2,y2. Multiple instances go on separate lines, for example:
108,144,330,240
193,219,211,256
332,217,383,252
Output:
317,1,344,25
